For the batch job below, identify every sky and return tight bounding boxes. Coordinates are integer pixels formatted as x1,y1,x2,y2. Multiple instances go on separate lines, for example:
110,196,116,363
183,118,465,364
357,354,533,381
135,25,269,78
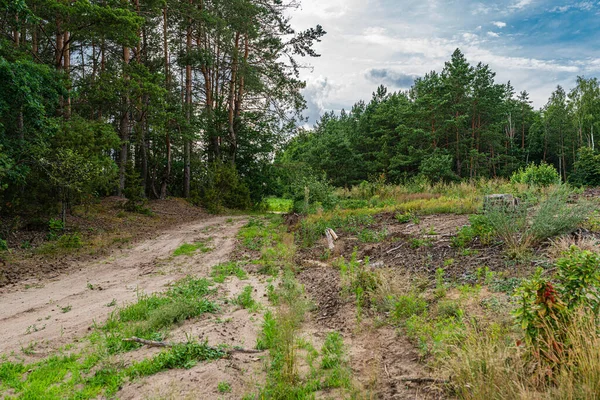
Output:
289,0,600,125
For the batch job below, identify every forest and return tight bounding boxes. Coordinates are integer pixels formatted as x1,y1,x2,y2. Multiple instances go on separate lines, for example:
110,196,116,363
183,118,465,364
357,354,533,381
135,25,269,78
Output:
0,0,324,219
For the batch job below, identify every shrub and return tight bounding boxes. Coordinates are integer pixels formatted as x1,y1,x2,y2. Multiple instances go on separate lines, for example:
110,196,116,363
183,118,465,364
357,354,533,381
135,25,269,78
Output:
513,247,600,346
510,162,561,186
452,214,495,247
0,238,7,251
390,294,427,323
57,233,82,249
290,172,338,214
570,147,600,187
483,188,592,257
191,161,251,213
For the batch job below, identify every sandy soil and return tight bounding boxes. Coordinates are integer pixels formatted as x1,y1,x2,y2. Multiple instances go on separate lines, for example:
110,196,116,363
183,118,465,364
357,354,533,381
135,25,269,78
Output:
0,215,246,357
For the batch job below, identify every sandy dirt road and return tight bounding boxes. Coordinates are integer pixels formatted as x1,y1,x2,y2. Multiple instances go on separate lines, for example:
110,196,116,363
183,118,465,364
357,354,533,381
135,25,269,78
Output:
0,215,246,356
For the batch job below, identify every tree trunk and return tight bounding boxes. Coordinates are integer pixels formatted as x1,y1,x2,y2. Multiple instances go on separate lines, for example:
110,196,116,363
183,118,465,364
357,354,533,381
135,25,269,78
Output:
183,1,193,198
118,46,131,197
160,7,171,200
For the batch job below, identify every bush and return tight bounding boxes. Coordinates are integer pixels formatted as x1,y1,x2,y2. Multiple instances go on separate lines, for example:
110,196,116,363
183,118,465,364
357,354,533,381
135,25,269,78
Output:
0,238,7,251
514,247,600,346
57,233,82,249
570,147,600,187
483,188,592,257
510,162,561,186
452,214,495,247
290,172,337,214
191,161,251,213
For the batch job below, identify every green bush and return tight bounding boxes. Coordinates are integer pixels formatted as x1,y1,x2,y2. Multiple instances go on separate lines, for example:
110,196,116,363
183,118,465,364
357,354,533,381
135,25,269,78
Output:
510,162,561,186
570,147,600,187
483,188,591,256
390,294,428,323
0,238,7,251
57,233,82,249
513,247,600,345
452,214,495,247
191,161,251,213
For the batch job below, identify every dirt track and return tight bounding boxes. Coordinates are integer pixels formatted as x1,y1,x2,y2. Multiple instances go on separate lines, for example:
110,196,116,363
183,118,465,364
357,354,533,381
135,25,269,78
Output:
0,215,246,356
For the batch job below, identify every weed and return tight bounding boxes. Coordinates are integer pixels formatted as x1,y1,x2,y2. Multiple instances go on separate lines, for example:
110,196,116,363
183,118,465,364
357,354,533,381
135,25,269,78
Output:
217,381,232,393
106,299,117,307
234,286,255,309
409,237,433,249
390,294,428,324
173,240,211,257
128,341,226,378
256,311,277,350
358,228,387,243
60,305,72,313
434,268,447,299
57,233,82,249
211,262,247,283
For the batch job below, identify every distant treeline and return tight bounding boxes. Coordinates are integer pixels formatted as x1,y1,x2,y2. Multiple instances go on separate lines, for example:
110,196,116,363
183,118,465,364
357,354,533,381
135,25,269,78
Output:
280,49,600,187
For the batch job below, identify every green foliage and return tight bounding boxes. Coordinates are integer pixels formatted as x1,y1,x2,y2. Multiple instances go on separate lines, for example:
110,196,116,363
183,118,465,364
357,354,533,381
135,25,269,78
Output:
128,341,226,378
390,294,428,323
0,238,7,251
217,381,232,393
320,332,345,370
48,218,65,232
211,262,247,283
510,162,561,186
100,277,216,354
234,285,256,309
514,247,600,346
452,214,495,247
192,161,251,213
419,152,458,183
483,188,592,256
57,233,82,249
570,147,600,187
172,241,211,257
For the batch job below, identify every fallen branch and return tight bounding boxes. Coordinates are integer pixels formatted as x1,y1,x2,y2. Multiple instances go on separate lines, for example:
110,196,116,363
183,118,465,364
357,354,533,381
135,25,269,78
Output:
399,377,449,384
122,337,265,355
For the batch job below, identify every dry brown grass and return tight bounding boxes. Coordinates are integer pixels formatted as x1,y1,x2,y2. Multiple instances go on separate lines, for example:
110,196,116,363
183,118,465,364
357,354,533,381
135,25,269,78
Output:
444,309,600,400
548,235,600,260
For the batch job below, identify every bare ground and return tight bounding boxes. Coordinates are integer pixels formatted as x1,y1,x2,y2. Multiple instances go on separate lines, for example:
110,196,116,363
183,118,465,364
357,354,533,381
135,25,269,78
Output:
0,215,245,357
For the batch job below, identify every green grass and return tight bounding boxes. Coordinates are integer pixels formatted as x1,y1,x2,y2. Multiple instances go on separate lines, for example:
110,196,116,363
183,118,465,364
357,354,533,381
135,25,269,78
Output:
98,277,217,354
127,341,226,378
211,261,247,283
265,197,293,213
173,240,212,256
234,285,256,309
218,380,232,393
0,275,224,399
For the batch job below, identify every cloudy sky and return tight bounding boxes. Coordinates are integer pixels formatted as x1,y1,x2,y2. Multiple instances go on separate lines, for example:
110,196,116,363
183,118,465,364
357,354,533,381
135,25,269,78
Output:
289,0,600,125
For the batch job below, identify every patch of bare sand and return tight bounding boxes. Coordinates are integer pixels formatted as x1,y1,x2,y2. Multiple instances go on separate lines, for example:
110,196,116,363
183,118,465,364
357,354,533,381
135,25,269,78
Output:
0,216,246,358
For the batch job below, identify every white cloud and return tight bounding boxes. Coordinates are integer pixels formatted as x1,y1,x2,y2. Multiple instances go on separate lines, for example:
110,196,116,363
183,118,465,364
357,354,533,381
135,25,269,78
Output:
510,0,534,10
550,2,596,13
289,0,600,124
